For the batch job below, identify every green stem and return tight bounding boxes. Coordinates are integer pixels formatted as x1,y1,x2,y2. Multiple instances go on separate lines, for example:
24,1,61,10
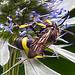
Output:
3,48,21,75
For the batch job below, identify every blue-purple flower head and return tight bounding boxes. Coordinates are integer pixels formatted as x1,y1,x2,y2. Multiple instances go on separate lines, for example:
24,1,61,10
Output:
16,8,20,16
0,0,72,36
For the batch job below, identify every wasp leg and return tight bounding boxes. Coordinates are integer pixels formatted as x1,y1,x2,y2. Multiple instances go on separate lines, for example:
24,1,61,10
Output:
34,52,45,58
20,57,29,65
34,54,59,58
39,28,45,33
19,24,29,28
33,17,46,28
19,24,39,37
10,16,31,29
44,19,52,26
29,25,39,37
9,16,20,27
34,55,45,58
35,22,46,28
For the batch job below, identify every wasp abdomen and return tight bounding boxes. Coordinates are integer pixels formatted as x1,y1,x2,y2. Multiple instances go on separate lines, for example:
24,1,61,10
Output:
14,37,33,50
14,37,24,50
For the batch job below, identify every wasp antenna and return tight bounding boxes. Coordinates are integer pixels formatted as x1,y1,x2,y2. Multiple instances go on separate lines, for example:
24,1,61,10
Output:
59,11,69,26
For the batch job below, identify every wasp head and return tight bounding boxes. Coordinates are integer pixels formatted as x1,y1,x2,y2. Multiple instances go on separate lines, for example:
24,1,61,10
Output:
46,22,61,43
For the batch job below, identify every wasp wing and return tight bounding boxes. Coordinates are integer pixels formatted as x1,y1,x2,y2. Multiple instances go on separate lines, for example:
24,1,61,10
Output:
28,28,52,58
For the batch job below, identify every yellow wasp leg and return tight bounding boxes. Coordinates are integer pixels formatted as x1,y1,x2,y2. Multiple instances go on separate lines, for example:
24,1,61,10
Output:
34,55,45,58
20,55,45,64
33,17,46,28
35,22,46,28
44,19,52,26
19,24,31,28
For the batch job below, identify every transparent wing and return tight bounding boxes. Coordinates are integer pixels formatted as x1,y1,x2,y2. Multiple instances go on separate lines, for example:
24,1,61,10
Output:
28,28,52,58
0,39,10,66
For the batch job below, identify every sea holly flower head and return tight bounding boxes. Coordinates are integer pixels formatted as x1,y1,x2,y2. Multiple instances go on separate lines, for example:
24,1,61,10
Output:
0,0,75,75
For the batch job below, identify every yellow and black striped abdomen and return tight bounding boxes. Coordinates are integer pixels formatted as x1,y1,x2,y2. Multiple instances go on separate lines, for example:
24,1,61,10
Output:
14,37,33,50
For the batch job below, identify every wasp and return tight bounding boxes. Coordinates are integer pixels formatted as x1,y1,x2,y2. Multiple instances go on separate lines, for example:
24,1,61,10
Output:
14,19,60,59
13,11,74,62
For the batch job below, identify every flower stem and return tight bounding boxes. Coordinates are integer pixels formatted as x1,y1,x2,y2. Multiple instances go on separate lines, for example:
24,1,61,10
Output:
3,48,21,75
